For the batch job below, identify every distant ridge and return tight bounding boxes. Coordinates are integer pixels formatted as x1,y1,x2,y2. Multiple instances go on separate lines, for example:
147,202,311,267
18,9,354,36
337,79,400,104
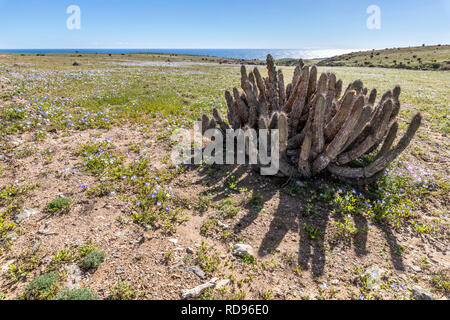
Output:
0,48,362,60
316,45,450,71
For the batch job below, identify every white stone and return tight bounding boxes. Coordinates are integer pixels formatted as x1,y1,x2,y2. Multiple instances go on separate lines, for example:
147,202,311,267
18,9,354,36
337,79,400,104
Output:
181,278,218,299
410,265,421,272
1,260,15,274
14,208,39,223
38,222,57,235
233,244,254,257
66,264,83,290
215,279,230,289
217,221,229,229
412,286,435,300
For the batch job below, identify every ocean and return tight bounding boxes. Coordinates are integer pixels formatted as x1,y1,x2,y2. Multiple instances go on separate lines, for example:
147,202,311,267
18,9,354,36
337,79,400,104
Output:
0,48,364,60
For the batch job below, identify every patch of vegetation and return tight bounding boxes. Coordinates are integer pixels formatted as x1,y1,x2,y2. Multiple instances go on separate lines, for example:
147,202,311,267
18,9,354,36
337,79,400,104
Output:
81,250,106,271
8,245,43,282
85,182,114,197
260,290,275,300
2,104,27,121
48,248,78,270
195,194,212,213
227,291,247,300
200,218,219,237
239,253,256,265
216,198,240,219
0,184,37,207
200,218,235,241
305,225,320,240
163,249,174,265
110,281,135,300
47,243,101,271
128,165,187,233
335,217,364,238
275,58,318,66
77,140,123,177
431,270,450,295
0,183,38,241
196,241,221,273
248,192,263,213
23,271,60,300
284,181,302,195
328,161,435,231
54,287,98,300
45,197,71,215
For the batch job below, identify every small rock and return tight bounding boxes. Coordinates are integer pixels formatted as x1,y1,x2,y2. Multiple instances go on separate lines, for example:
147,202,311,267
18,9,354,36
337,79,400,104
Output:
215,279,230,289
32,240,42,254
66,264,83,290
364,265,383,290
217,221,229,229
186,247,194,254
14,209,39,223
115,231,127,237
116,266,125,274
412,286,435,300
169,238,178,245
295,180,305,188
1,260,15,274
186,266,206,280
38,222,57,235
181,278,218,299
410,265,421,273
233,244,254,257
331,279,339,285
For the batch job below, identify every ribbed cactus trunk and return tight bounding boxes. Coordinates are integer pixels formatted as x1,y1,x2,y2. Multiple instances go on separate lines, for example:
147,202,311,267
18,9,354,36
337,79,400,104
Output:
200,55,422,185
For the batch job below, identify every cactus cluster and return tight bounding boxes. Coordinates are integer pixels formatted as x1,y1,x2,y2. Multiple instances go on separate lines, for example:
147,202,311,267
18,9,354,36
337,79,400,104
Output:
200,55,422,184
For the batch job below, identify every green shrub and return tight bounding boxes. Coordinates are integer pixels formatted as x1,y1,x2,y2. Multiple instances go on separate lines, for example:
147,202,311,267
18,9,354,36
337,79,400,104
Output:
54,287,98,300
81,250,106,270
216,198,239,219
110,281,135,300
23,271,59,300
45,197,71,215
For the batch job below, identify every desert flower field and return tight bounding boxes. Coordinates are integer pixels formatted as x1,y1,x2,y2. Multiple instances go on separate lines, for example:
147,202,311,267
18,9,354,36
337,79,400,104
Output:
0,51,448,300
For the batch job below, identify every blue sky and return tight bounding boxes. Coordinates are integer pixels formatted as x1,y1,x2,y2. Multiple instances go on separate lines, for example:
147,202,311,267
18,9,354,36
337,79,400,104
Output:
0,0,449,49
